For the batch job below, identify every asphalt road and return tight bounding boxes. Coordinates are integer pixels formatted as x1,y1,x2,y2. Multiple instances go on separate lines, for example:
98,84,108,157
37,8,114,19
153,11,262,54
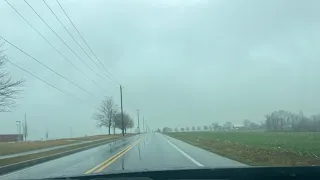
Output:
0,133,246,180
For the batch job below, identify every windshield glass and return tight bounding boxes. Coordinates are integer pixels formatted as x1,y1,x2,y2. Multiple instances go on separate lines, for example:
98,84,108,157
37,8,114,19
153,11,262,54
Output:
0,0,319,179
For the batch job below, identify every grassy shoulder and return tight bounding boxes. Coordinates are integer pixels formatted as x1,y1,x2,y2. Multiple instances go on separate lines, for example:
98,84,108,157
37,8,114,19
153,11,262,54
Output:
166,132,320,166
0,135,124,167
0,134,119,156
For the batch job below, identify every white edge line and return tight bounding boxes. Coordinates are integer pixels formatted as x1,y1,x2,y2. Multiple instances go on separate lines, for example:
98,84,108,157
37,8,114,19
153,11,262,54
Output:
165,136,204,167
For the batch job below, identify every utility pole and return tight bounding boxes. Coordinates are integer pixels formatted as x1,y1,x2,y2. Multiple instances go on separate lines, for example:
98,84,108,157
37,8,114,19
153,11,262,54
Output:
143,116,145,133
24,112,27,141
136,109,140,134
120,85,124,136
46,128,49,140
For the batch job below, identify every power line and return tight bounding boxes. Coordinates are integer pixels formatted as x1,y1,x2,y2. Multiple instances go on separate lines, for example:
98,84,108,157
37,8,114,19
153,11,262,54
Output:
0,36,94,96
4,0,108,92
43,0,115,84
24,0,109,83
55,0,119,85
8,59,94,109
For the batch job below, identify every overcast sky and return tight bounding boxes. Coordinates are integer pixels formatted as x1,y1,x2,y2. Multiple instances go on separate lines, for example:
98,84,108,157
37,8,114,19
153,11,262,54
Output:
0,0,320,140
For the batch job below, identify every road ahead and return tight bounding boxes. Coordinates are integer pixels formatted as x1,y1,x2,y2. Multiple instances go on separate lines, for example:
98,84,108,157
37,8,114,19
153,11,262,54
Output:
0,133,246,180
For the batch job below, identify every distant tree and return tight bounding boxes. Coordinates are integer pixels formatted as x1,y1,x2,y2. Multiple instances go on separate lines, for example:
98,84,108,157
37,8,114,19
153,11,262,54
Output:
163,127,171,133
212,123,221,130
249,122,260,129
93,97,118,135
263,110,320,132
259,121,266,129
223,122,233,130
209,125,213,131
197,126,201,131
0,46,25,112
203,125,208,131
174,127,179,132
192,126,196,131
114,111,134,134
186,127,190,131
243,119,251,129
180,127,185,132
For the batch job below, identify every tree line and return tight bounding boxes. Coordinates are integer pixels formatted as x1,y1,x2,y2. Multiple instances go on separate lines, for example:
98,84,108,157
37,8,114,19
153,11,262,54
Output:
93,97,134,135
162,125,209,133
265,110,320,132
163,110,320,133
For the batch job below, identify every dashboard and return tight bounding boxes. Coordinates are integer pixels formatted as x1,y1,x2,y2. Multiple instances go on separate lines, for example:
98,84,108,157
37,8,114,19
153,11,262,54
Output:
49,166,320,180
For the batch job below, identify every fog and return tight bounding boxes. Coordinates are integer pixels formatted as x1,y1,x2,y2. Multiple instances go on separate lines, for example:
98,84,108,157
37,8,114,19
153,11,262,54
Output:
0,0,319,140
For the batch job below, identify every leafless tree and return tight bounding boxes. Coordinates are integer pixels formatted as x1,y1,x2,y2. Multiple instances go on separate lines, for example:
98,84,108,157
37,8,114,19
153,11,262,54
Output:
203,125,208,131
0,45,25,112
243,119,251,129
197,126,201,131
114,111,134,134
93,97,118,135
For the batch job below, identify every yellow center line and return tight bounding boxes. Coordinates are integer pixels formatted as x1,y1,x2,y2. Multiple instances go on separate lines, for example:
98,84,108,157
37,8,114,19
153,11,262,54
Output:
95,138,142,173
84,137,142,174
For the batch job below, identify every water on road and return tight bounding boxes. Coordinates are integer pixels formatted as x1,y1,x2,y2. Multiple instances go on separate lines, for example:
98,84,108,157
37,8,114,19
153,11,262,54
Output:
0,133,246,180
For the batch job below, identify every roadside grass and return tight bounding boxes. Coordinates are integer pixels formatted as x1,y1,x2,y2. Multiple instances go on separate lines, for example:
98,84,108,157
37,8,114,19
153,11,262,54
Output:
0,134,120,156
166,132,320,166
62,134,119,141
0,135,124,167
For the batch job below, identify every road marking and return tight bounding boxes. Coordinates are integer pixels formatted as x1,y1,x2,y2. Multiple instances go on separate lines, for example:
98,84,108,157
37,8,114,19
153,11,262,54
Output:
84,137,142,174
95,138,142,172
84,138,139,174
165,137,204,167
0,141,111,178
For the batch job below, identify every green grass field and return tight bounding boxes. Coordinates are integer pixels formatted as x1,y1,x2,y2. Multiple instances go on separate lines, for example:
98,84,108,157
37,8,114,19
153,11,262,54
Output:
167,131,320,166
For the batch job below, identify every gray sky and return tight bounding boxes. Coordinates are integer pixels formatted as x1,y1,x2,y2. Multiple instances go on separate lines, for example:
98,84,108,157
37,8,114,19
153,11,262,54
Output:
0,0,320,139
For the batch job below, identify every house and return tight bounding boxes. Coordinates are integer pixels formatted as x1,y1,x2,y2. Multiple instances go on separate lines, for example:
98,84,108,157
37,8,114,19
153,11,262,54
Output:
0,134,23,142
233,124,246,131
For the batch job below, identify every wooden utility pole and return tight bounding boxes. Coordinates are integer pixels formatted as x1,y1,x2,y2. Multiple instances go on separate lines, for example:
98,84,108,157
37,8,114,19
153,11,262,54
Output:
24,112,27,141
136,109,140,134
143,116,145,133
120,85,124,136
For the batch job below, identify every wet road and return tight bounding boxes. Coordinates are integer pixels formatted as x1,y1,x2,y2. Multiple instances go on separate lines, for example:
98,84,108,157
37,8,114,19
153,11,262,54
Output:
0,133,246,180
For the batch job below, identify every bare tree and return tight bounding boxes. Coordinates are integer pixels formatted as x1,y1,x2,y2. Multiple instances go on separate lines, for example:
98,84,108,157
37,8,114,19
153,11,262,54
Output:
243,119,251,129
114,111,134,134
0,46,25,112
93,97,118,135
212,122,221,130
197,126,201,131
162,127,171,132
203,125,208,131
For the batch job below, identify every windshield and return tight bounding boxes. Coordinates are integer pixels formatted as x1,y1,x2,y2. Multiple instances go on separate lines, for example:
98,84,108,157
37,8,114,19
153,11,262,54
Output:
0,0,319,179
